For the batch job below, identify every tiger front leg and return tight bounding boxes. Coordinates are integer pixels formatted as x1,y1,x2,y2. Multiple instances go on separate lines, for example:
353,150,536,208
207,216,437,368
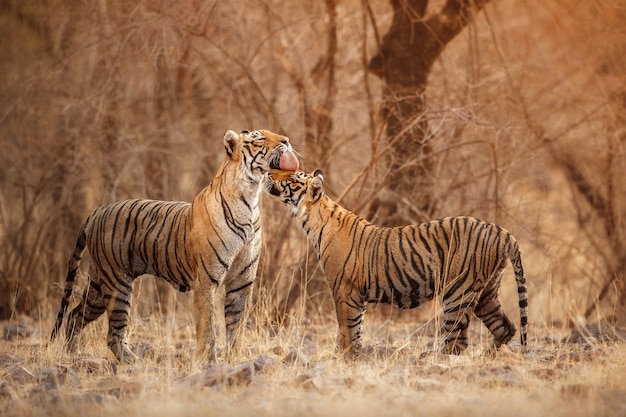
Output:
193,275,219,365
224,275,256,362
334,295,366,359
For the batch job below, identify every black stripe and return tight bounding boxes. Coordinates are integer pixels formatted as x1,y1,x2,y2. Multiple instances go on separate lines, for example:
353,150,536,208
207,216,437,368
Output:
199,256,220,285
207,238,229,270
227,281,253,295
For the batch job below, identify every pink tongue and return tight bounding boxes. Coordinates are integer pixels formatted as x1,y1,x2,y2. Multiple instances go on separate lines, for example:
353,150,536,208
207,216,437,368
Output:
279,151,299,171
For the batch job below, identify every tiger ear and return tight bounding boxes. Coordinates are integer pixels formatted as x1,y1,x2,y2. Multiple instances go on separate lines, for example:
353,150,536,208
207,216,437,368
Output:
313,169,324,182
223,130,241,158
309,172,324,202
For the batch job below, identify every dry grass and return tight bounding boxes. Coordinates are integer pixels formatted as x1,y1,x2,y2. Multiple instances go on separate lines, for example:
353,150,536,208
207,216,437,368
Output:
2,307,626,417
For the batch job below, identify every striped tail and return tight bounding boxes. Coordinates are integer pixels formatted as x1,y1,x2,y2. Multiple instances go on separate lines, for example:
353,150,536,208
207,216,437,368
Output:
50,222,87,341
509,239,528,349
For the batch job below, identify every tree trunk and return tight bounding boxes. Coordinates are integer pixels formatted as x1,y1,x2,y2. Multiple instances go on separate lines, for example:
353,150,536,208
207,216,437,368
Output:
367,0,490,225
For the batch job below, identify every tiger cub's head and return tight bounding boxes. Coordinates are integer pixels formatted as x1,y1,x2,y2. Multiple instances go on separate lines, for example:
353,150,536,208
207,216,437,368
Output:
223,129,299,180
266,169,325,217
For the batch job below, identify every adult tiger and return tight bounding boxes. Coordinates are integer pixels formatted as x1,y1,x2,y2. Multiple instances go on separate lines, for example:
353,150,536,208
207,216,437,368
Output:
266,169,528,357
50,129,299,364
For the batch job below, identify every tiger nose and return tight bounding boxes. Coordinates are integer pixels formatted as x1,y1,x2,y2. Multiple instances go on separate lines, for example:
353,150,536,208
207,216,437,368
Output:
281,137,290,145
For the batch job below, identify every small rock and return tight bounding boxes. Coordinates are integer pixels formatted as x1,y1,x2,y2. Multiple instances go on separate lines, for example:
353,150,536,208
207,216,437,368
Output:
425,363,450,375
30,389,118,406
226,362,255,386
74,358,117,375
283,350,309,367
253,354,280,372
182,361,255,387
296,373,346,392
2,324,32,341
182,362,230,387
3,363,37,385
0,352,24,366
40,366,81,389
96,376,143,398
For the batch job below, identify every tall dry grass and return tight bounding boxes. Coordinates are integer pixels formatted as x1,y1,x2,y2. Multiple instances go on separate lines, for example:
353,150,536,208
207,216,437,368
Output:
1,294,625,417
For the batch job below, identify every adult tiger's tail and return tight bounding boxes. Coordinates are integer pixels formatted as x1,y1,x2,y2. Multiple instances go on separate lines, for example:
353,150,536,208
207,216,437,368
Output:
509,238,529,349
50,221,87,342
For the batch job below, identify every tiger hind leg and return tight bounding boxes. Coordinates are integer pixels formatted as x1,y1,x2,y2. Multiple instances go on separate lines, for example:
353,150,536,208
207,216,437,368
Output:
440,312,471,355
474,289,516,351
440,291,479,355
64,276,106,354
102,283,138,364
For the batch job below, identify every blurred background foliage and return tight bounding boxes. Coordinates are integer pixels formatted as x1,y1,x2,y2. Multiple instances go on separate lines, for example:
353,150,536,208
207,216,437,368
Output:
0,0,624,330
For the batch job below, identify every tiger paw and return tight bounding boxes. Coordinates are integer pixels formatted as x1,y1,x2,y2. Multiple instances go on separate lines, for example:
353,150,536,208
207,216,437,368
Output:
110,342,139,364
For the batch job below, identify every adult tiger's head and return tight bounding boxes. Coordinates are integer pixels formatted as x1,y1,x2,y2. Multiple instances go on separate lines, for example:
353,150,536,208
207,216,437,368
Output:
223,129,299,180
266,169,325,217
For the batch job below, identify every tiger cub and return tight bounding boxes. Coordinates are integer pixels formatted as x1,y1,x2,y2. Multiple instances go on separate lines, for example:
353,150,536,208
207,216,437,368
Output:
267,169,528,357
51,130,299,364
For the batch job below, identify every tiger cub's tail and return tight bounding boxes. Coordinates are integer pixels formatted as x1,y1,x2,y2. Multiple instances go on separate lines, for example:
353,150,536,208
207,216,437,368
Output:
509,239,529,350
50,222,87,341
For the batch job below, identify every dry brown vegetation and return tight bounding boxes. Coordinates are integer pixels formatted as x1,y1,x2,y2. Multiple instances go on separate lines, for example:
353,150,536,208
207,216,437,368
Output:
2,310,626,416
1,0,626,415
